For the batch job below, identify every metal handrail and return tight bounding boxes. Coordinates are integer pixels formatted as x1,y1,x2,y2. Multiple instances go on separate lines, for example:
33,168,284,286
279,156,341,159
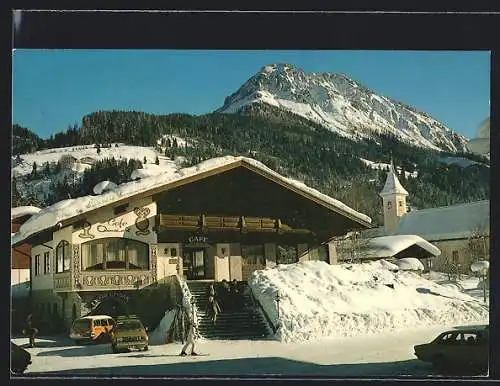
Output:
248,285,279,334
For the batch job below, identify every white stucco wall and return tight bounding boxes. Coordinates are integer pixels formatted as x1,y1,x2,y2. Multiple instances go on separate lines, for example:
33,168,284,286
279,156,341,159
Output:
31,243,54,291
215,243,230,281
157,243,181,280
229,243,242,281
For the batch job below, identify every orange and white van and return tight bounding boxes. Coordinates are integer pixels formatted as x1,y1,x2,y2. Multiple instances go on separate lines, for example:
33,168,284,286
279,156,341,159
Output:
69,315,115,344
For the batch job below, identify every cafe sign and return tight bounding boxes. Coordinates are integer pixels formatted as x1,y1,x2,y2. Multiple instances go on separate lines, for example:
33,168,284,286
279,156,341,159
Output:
186,235,210,248
188,235,208,243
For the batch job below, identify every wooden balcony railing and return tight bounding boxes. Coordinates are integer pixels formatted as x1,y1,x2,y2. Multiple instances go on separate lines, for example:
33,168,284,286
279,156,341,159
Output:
158,214,312,235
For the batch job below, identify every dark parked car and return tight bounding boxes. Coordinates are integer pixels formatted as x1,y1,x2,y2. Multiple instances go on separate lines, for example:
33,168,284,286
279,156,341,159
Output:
11,341,32,375
414,326,489,374
111,315,149,353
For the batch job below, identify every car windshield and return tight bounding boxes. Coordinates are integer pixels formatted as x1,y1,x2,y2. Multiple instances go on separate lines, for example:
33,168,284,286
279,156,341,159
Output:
73,319,91,329
116,320,143,330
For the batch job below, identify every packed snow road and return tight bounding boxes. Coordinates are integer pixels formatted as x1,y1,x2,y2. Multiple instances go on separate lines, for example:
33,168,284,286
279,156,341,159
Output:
12,323,487,378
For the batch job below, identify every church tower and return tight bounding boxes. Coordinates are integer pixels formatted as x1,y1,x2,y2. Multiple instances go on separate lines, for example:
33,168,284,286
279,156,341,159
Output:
379,160,408,232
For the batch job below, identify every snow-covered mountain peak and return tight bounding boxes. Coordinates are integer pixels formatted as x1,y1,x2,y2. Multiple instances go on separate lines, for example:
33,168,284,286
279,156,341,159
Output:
217,63,469,153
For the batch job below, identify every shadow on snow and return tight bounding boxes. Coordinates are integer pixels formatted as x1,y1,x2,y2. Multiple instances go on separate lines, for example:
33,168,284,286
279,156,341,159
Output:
22,356,482,378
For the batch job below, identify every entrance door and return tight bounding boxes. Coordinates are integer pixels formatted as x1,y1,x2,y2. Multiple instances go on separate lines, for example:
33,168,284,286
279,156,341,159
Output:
185,249,206,280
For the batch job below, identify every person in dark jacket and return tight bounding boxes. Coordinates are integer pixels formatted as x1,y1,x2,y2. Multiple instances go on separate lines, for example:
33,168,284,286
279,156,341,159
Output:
24,314,38,348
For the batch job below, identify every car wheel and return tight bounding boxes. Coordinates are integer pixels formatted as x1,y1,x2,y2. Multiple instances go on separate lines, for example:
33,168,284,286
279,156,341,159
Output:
142,346,148,351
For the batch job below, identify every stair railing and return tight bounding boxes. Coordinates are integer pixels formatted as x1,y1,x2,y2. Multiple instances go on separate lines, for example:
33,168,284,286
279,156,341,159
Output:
248,285,279,334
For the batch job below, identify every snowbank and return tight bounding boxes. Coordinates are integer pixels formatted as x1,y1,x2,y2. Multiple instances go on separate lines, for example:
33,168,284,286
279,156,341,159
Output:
394,257,425,271
471,260,489,273
249,260,488,343
148,309,176,345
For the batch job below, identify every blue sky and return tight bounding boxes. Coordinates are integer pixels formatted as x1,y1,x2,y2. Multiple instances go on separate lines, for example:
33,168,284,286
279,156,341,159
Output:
12,50,490,139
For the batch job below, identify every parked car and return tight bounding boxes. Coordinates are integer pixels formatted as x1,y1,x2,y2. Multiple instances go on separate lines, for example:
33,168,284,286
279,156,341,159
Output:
111,315,149,353
414,326,489,374
11,341,32,375
69,315,115,344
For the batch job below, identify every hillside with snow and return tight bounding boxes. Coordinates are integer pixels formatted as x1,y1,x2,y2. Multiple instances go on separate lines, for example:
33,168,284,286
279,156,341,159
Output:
248,260,488,343
11,143,184,207
217,63,469,153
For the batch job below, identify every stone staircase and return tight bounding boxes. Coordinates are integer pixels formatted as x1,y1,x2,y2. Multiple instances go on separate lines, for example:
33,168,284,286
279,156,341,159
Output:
186,280,271,340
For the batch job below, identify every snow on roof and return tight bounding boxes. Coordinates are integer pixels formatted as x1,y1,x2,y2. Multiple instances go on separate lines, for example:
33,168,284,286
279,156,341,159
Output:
12,156,372,246
362,235,441,259
393,257,425,271
77,315,114,320
379,163,408,197
11,206,41,221
93,180,118,195
470,260,489,273
395,200,489,241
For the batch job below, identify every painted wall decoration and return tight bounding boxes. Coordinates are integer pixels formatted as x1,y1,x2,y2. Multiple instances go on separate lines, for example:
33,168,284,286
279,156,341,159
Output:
73,244,80,287
150,244,157,280
134,207,151,236
80,273,153,288
97,218,129,233
78,221,95,239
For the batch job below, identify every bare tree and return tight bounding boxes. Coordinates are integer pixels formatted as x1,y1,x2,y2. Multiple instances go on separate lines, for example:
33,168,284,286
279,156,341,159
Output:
467,224,489,265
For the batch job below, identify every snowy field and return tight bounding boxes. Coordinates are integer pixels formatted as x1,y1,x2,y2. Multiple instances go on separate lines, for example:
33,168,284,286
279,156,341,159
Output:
11,323,486,378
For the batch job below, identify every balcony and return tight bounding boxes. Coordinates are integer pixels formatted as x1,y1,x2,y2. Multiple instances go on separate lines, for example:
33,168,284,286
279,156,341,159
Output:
158,214,312,235
75,270,154,291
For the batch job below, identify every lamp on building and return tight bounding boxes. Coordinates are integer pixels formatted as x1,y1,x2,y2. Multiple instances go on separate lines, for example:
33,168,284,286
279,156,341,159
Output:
470,260,489,304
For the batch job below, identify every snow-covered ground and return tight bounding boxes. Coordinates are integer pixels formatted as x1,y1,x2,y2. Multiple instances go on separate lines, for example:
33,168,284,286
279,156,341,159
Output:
11,262,489,377
12,323,486,377
249,261,488,343
12,144,163,177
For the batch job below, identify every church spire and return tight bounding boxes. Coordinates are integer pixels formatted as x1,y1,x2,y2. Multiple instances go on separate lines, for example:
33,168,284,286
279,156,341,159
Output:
379,157,408,231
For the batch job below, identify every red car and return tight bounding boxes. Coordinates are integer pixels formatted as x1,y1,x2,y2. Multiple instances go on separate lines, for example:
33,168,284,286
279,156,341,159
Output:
414,326,489,375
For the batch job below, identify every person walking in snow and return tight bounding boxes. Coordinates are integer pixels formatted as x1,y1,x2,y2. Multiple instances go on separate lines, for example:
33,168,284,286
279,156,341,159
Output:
179,309,199,356
206,283,221,324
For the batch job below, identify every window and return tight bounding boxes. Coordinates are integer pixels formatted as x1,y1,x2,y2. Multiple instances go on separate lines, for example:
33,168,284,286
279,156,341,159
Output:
113,204,128,215
81,238,149,271
43,251,50,274
398,200,403,207
241,245,265,265
438,332,458,344
56,241,71,273
170,248,177,257
452,251,459,264
277,245,298,265
34,254,40,276
387,201,392,209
